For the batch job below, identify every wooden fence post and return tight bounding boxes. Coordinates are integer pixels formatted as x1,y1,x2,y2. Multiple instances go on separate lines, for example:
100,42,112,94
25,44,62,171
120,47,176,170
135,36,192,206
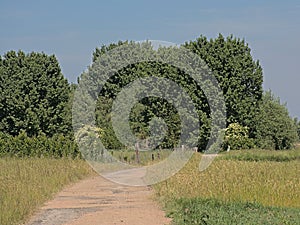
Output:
135,142,140,164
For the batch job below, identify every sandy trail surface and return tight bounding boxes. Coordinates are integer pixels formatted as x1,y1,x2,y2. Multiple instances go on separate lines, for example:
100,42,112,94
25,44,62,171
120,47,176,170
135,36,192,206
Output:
26,173,171,225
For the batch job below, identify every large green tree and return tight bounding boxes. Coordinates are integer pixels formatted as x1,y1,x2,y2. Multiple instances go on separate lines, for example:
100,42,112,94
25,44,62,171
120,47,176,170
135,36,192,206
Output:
0,50,71,137
80,41,212,149
184,34,263,136
254,91,298,149
84,35,298,151
91,36,264,150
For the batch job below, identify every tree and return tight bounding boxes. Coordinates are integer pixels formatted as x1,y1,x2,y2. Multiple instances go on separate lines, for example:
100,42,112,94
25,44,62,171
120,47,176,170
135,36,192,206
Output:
254,91,298,149
81,41,210,150
0,50,71,137
293,117,300,141
87,35,297,151
92,40,129,63
184,34,263,136
94,60,188,149
87,35,263,150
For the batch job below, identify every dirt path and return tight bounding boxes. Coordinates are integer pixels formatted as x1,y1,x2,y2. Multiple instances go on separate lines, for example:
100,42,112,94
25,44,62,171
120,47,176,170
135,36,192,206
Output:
26,174,171,225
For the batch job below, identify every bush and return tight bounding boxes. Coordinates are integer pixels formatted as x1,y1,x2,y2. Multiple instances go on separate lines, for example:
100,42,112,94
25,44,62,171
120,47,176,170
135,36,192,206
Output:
0,131,80,158
222,123,254,150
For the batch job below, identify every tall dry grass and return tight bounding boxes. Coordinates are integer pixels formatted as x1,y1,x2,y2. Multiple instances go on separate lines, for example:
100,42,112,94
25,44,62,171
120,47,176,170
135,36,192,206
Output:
0,158,95,225
154,152,300,208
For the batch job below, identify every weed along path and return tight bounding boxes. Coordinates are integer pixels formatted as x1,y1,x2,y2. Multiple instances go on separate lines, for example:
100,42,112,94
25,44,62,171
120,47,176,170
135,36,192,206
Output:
26,170,171,225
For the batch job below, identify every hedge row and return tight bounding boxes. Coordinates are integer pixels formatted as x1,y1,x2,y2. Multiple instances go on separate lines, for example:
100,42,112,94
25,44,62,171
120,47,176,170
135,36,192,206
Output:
0,131,80,158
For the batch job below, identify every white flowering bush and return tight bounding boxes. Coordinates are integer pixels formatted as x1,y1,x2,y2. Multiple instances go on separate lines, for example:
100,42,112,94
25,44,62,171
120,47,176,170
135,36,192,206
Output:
223,123,254,150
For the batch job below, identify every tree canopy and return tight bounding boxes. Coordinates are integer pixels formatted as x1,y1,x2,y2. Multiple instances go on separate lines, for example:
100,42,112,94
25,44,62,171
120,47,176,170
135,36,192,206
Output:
0,34,297,153
0,50,71,137
88,35,264,150
253,91,298,150
82,41,211,149
184,34,263,135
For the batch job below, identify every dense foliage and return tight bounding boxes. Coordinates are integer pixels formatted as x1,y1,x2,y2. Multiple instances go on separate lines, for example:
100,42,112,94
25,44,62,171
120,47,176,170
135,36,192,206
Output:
0,34,298,157
0,131,80,158
184,34,263,134
253,91,298,149
90,35,266,150
222,123,254,150
0,50,72,137
89,41,213,150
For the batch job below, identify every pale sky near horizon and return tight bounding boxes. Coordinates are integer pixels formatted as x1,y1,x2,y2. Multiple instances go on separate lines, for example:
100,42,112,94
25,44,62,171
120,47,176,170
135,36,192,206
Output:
1,0,299,117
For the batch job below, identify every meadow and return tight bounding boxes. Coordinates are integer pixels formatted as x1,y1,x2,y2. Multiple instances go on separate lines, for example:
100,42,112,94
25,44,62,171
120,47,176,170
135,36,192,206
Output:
0,158,95,225
154,148,300,224
1,148,299,225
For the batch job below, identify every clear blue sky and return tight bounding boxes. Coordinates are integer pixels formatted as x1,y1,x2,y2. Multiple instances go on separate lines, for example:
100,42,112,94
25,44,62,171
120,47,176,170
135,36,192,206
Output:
1,0,299,117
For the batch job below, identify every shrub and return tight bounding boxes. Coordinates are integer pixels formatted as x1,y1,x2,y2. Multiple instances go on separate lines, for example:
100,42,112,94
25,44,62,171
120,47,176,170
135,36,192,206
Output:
222,123,254,150
0,131,80,158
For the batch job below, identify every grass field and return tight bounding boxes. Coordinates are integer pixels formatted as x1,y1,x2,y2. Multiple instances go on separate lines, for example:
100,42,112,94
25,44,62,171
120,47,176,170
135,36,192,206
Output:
154,148,300,224
0,157,95,225
1,148,299,225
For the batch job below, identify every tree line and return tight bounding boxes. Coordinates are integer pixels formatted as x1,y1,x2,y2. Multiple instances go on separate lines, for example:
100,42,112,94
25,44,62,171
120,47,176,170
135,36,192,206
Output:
0,34,298,157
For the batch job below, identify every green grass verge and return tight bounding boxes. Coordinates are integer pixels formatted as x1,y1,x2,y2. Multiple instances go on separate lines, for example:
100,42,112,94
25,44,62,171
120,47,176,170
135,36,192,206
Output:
166,198,300,225
0,157,95,225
